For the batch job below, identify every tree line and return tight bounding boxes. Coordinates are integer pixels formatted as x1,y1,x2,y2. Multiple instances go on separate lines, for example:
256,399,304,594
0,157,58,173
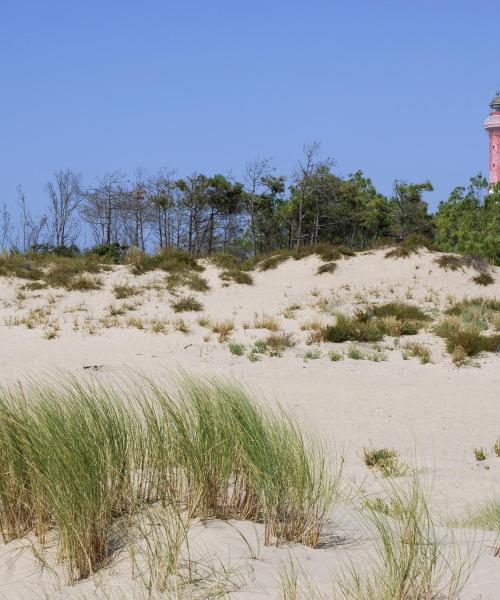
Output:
1,143,498,263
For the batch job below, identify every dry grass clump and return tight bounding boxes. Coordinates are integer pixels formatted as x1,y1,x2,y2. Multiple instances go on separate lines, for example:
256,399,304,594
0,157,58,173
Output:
127,316,145,330
196,315,212,328
212,319,234,342
172,317,190,334
306,329,324,345
401,341,432,364
254,313,280,331
170,295,203,312
265,332,295,356
66,273,103,291
113,282,142,299
493,438,500,457
301,318,325,331
0,378,338,583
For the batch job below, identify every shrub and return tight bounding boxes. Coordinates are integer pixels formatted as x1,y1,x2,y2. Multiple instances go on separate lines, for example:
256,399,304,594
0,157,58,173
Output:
170,295,203,312
328,350,344,361
472,272,494,286
316,262,337,275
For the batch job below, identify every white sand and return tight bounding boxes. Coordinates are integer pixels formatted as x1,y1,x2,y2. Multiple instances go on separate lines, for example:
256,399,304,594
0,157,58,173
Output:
0,248,499,598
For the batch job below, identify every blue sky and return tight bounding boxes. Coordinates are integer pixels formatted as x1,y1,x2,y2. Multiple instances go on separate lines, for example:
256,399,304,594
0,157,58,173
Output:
0,0,498,217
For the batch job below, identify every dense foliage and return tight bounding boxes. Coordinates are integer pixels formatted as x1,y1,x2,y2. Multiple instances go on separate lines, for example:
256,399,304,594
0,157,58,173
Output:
1,147,498,263
435,175,500,264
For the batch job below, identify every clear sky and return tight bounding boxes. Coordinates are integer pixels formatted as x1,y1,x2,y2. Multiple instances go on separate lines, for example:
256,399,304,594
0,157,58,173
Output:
1,0,498,216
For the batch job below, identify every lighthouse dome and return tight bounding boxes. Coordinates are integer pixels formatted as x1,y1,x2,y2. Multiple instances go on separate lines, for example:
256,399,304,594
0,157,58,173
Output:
490,92,500,111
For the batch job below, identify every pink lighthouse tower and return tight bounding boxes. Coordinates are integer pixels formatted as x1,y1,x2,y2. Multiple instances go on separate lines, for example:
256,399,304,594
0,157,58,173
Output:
484,91,500,186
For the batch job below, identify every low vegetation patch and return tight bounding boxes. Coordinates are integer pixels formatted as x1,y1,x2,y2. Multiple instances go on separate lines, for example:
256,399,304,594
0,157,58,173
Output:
66,274,103,291
436,253,490,273
363,447,407,478
128,247,203,276
473,447,487,461
228,342,245,356
472,272,494,286
324,314,384,343
341,476,470,597
384,234,435,259
316,262,337,275
220,268,253,285
254,313,280,331
401,341,432,364
113,282,141,299
170,295,203,312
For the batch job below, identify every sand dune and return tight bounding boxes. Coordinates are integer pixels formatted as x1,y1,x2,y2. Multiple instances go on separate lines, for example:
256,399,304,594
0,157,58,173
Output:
0,248,499,598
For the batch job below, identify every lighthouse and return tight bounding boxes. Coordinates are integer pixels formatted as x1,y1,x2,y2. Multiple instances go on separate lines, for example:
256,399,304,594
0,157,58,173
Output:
484,91,500,186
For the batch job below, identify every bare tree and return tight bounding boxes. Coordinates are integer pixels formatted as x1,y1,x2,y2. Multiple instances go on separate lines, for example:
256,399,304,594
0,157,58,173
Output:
17,186,48,252
46,169,81,248
80,171,125,245
294,141,321,247
0,202,12,252
244,158,273,256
